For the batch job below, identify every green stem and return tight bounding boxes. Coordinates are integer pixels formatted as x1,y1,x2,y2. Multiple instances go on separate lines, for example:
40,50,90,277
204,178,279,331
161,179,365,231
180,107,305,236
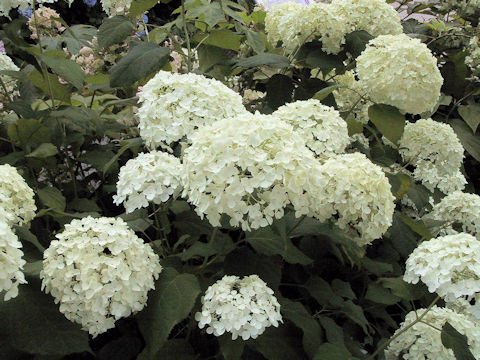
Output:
181,0,192,73
366,296,441,360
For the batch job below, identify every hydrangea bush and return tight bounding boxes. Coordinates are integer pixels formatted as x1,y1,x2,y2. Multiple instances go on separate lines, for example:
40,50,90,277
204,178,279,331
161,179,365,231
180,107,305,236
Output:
0,0,480,359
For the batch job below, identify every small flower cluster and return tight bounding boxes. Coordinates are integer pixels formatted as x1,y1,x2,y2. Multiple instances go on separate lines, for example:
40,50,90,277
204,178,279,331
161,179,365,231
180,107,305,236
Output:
40,216,162,336
333,70,370,125
70,46,104,75
0,218,27,301
308,153,395,245
195,275,282,340
404,233,480,302
356,34,443,115
399,118,465,194
27,7,65,39
426,191,480,239
265,0,401,54
273,99,350,160
465,36,480,79
385,306,480,359
136,71,246,147
0,52,20,109
0,164,37,226
100,0,132,15
113,151,183,213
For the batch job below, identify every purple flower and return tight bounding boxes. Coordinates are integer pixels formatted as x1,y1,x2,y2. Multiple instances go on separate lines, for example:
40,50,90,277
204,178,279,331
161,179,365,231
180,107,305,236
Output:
18,7,33,18
136,31,146,38
0,41,5,54
143,14,148,23
83,0,97,7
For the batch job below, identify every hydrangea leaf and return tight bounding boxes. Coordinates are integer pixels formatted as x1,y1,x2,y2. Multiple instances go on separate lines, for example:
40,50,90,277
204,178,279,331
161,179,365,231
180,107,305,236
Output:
441,322,475,360
137,267,200,360
368,104,406,145
97,16,135,49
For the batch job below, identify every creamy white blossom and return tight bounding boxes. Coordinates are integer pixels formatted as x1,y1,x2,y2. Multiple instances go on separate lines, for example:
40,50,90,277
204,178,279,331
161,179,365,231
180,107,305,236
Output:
356,34,443,115
308,153,395,245
425,191,480,239
113,151,183,213
465,36,480,78
385,306,480,360
446,296,480,323
136,71,246,147
404,233,480,302
333,70,370,124
40,216,162,337
182,112,320,231
273,99,349,159
399,118,466,194
0,219,26,301
100,0,132,15
195,275,282,340
265,2,348,54
0,52,20,107
0,164,37,226
330,0,403,38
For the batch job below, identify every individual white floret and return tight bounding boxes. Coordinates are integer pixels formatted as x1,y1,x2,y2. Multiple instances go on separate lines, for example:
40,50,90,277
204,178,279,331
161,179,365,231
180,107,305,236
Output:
425,191,480,239
40,216,162,337
195,275,282,340
0,164,37,226
113,151,183,213
356,34,443,115
385,306,480,359
307,153,395,245
136,71,246,147
0,219,26,301
182,111,322,231
273,99,349,160
398,118,466,194
404,233,480,302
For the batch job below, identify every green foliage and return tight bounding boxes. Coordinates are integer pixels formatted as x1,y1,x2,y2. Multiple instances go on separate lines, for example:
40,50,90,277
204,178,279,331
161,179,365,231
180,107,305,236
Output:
441,322,476,360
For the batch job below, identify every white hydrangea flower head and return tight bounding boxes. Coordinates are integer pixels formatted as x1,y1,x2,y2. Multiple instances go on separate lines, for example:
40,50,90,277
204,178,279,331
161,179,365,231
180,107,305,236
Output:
308,153,395,245
195,275,282,340
356,34,443,115
399,119,466,194
265,2,348,54
100,0,132,15
182,112,320,231
273,99,349,159
0,219,27,301
385,306,480,360
330,0,403,38
404,233,480,302
0,0,58,18
27,7,65,39
136,71,246,147
113,151,183,213
0,52,20,104
465,36,480,78
333,70,370,124
264,2,304,52
0,164,36,226
40,216,162,337
426,191,480,239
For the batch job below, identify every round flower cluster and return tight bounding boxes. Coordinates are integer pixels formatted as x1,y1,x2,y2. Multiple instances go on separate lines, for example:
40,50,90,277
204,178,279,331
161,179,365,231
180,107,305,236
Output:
0,164,37,226
0,219,27,301
40,216,162,337
331,0,403,38
264,2,305,52
273,99,350,160
308,153,395,245
113,151,183,213
27,7,65,39
446,296,480,323
385,306,480,360
137,71,246,147
0,0,58,18
100,0,132,15
70,46,104,75
195,275,282,340
426,191,480,239
356,34,443,115
333,70,370,125
0,52,20,108
398,118,466,194
404,233,480,302
182,112,318,231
